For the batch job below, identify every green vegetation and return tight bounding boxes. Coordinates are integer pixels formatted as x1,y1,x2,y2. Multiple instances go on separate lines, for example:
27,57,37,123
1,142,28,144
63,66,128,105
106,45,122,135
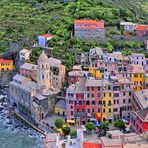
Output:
85,122,96,131
114,119,126,129
62,124,71,136
54,118,64,129
100,121,109,130
70,130,77,138
0,0,147,71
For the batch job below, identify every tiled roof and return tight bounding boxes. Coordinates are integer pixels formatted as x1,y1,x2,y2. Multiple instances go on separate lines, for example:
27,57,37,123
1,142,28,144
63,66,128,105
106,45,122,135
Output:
0,59,13,64
39,34,53,37
120,22,136,26
75,20,104,29
85,79,102,87
49,57,61,67
20,63,37,70
136,25,148,31
131,53,145,57
134,89,148,109
55,99,66,109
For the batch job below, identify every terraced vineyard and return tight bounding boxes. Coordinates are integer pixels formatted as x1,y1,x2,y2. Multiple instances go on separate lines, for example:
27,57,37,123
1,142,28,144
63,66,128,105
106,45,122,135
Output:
0,0,147,70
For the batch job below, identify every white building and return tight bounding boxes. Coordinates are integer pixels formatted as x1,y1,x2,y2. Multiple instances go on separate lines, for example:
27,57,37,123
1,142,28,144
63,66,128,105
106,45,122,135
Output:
19,49,31,63
120,22,137,32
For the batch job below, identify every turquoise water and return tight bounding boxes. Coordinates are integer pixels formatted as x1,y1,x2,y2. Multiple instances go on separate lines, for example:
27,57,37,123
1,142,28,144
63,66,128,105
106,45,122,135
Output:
0,122,42,148
0,103,44,148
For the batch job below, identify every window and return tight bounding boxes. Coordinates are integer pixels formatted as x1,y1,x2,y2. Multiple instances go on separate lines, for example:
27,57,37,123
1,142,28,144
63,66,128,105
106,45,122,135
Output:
86,101,90,105
103,100,106,105
113,108,118,112
104,93,106,97
98,87,100,91
98,108,100,112
87,108,90,113
129,92,131,96
87,87,89,91
92,108,94,112
42,75,44,79
109,108,111,113
134,74,138,78
123,92,126,96
87,94,90,98
71,111,73,115
114,100,116,104
98,93,101,98
114,93,119,97
69,100,73,104
103,108,105,113
128,99,131,103
91,87,94,91
77,109,79,113
98,100,101,105
109,93,112,97
92,100,95,105
123,99,125,103
108,100,111,105
92,94,94,98
70,106,73,109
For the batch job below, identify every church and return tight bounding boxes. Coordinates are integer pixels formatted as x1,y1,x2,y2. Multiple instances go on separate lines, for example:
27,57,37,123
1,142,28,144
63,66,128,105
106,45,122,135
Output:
9,51,65,123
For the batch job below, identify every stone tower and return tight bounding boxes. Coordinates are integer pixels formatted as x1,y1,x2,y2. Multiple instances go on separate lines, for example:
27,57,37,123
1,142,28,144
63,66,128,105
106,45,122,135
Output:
37,51,51,92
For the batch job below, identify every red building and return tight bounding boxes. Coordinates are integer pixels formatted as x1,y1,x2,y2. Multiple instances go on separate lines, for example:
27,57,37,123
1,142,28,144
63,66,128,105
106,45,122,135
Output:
131,107,148,134
136,25,148,38
131,89,148,134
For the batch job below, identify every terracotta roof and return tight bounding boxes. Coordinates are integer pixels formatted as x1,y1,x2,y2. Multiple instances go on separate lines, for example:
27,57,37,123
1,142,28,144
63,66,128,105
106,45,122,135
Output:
83,141,101,148
75,20,104,29
39,34,53,38
136,25,148,31
0,59,13,64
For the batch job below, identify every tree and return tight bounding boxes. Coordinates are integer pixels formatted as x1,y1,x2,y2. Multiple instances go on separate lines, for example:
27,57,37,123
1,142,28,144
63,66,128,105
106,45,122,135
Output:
100,121,109,130
70,130,77,138
62,124,71,136
54,118,64,129
114,119,126,129
107,42,114,53
85,122,96,131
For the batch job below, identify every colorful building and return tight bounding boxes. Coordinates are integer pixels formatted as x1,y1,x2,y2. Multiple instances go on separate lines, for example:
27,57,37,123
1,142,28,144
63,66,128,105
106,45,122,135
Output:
38,34,53,47
136,25,148,38
74,20,106,40
131,64,145,91
0,59,14,71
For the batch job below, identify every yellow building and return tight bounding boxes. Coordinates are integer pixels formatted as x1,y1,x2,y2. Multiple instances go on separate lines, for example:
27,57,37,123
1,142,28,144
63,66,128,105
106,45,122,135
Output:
89,67,104,79
145,73,148,89
101,81,114,123
131,65,145,92
0,59,14,71
54,99,66,116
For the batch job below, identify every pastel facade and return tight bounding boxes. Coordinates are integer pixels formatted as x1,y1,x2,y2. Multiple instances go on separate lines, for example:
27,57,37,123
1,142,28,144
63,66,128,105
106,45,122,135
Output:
120,22,137,32
0,59,14,71
19,49,31,63
20,63,37,81
38,34,53,47
74,20,106,40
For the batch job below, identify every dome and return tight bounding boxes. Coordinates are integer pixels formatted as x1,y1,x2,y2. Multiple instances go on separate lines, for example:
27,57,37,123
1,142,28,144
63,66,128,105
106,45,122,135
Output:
38,51,49,62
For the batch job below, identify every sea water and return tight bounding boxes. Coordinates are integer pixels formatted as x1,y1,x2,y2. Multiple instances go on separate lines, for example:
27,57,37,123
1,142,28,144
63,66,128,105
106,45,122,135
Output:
0,103,44,148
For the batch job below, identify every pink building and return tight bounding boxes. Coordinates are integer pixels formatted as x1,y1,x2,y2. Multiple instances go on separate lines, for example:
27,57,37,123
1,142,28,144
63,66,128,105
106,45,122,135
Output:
118,78,133,119
20,63,37,81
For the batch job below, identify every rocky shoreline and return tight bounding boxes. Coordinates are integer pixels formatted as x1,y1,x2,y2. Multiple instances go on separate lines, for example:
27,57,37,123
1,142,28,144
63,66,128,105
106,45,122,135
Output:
0,102,44,147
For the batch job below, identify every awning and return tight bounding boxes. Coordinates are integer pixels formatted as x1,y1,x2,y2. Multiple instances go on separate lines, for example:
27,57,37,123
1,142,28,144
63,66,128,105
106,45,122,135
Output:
96,113,102,118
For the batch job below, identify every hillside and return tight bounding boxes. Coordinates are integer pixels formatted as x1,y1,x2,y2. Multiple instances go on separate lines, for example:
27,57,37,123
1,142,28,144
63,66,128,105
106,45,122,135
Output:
0,0,148,70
